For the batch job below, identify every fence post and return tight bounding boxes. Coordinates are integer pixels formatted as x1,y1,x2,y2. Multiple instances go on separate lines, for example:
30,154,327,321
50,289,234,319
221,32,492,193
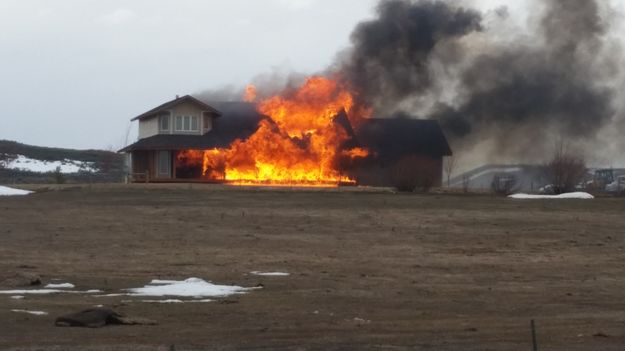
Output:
531,319,538,351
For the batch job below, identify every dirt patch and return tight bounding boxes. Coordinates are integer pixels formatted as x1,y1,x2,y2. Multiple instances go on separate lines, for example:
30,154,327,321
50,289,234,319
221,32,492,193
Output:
0,185,624,350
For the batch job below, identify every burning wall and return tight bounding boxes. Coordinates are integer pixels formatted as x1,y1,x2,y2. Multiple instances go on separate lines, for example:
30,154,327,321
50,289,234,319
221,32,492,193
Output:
178,77,371,186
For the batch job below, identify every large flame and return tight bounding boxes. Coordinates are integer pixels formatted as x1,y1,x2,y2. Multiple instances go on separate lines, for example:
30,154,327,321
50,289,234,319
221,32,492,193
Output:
180,76,370,187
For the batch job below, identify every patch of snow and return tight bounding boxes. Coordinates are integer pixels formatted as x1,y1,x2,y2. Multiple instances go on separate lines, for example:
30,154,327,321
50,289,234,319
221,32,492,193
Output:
250,271,290,276
0,289,101,295
11,309,47,316
352,317,371,324
4,155,98,174
125,278,252,298
0,185,32,196
509,192,594,200
44,283,75,289
10,296,24,300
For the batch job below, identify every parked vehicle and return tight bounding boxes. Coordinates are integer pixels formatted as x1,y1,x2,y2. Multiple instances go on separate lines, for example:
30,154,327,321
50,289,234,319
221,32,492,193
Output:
605,175,625,193
592,169,615,191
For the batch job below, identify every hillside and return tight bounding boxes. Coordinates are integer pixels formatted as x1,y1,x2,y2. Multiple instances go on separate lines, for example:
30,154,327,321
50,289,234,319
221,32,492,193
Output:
0,140,126,184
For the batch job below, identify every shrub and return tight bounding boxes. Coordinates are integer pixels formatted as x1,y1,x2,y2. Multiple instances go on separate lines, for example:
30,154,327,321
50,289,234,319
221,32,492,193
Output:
491,174,518,196
53,166,66,184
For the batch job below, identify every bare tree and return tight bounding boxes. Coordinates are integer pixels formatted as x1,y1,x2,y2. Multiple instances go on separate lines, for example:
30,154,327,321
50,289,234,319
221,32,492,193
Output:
123,122,133,148
444,155,457,187
547,141,587,194
462,174,471,193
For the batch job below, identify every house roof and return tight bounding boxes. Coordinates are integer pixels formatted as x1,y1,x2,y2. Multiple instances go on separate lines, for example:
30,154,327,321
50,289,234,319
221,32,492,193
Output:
121,102,266,152
131,95,222,121
123,102,453,158
355,118,452,157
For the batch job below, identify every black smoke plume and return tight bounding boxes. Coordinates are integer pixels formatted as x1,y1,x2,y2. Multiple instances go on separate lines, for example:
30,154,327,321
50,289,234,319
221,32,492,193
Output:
342,0,482,109
339,0,621,162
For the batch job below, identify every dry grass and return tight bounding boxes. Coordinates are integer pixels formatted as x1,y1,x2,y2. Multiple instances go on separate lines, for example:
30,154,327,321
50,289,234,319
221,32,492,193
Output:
1,185,624,350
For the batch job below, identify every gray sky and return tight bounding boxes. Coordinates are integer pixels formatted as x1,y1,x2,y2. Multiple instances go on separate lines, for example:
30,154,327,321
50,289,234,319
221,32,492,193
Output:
1,0,618,150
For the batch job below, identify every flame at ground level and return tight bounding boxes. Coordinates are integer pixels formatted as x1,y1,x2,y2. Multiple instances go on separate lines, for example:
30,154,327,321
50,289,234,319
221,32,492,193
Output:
176,77,370,187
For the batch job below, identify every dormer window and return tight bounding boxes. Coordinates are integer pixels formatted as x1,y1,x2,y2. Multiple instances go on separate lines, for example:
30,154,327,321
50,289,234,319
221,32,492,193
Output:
175,115,200,132
159,114,171,132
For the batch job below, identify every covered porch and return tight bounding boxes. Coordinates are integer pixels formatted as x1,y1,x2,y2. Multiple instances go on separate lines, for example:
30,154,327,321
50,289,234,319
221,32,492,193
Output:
127,150,225,183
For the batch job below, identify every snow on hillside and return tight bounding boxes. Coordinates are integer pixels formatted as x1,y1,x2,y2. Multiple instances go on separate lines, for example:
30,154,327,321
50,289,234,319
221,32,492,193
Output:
0,186,32,196
3,155,97,173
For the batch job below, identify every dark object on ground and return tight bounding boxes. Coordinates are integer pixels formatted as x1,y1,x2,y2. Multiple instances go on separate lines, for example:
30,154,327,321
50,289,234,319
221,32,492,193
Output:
55,308,157,328
593,332,609,338
0,272,42,287
219,299,239,305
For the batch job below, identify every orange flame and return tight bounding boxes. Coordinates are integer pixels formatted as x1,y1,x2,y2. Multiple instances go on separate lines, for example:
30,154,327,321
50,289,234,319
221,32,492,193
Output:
244,84,257,102
179,76,370,187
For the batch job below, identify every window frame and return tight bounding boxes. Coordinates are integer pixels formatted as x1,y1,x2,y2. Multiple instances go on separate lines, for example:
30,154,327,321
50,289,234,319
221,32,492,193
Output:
175,116,183,131
159,114,171,132
174,115,200,132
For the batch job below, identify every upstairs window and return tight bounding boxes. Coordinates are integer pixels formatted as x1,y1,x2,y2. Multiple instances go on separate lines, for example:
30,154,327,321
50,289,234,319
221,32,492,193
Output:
159,114,170,132
175,115,199,132
203,115,211,133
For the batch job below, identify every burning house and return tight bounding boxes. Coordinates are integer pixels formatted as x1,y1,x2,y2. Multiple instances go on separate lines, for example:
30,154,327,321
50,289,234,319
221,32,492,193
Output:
117,0,624,188
120,77,452,187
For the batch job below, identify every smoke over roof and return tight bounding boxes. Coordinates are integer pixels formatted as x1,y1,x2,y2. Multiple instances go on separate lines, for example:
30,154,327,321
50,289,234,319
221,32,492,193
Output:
341,0,482,107
337,0,622,164
197,0,624,167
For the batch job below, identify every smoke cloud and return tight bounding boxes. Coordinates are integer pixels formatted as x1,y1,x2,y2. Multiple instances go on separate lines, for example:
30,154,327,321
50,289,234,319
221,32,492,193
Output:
341,0,482,108
338,0,623,165
196,0,624,167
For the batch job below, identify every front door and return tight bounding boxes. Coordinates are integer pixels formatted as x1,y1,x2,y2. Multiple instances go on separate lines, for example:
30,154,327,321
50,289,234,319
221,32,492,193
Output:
157,151,171,179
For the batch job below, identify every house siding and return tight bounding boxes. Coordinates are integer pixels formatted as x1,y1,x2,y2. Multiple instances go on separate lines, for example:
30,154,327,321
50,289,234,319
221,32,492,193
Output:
138,117,159,140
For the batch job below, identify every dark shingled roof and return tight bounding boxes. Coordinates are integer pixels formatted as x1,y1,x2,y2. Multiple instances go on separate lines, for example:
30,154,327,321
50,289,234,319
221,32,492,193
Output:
131,95,221,121
122,102,452,158
121,102,266,152
355,118,452,157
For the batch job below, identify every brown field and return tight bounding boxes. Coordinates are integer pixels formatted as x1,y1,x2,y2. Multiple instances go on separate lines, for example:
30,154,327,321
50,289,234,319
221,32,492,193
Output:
0,185,624,350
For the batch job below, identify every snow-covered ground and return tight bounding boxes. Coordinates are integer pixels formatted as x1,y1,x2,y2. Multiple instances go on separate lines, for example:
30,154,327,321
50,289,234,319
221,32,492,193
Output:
44,283,75,289
509,192,594,200
250,271,290,276
0,186,32,196
3,155,97,173
125,278,252,298
11,309,48,316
